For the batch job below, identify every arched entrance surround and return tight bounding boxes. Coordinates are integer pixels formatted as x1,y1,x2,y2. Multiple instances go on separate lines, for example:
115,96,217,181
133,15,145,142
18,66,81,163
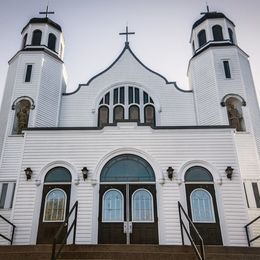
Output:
93,149,162,243
177,161,227,245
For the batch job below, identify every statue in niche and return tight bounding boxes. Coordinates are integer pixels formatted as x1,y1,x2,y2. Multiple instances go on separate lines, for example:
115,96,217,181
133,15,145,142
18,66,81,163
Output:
16,100,30,134
227,103,242,131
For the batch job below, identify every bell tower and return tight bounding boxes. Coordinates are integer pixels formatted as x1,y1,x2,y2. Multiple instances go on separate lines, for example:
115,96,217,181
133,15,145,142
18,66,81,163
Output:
188,9,260,155
0,9,67,157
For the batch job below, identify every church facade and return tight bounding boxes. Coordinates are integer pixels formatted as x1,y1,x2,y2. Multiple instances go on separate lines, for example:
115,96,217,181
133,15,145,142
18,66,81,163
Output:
0,10,260,247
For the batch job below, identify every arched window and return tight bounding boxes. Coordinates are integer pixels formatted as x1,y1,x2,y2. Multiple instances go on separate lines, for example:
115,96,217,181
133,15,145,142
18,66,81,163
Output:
228,28,234,44
32,30,42,46
48,33,57,51
98,106,109,127
22,34,27,49
226,97,245,131
212,25,223,41
192,41,195,54
44,167,72,183
185,166,213,182
129,105,140,122
13,99,31,134
114,105,124,122
100,154,155,182
198,30,207,48
43,189,67,221
102,189,124,222
132,189,153,222
190,189,215,222
144,105,155,126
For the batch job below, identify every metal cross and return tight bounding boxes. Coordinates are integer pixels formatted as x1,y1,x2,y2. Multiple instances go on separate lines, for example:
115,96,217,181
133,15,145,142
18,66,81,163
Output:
39,5,55,18
119,26,135,43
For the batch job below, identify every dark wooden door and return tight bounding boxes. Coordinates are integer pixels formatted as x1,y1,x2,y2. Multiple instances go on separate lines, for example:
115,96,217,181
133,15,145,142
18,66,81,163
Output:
186,184,223,245
37,184,71,244
98,184,126,244
98,184,158,244
130,184,158,244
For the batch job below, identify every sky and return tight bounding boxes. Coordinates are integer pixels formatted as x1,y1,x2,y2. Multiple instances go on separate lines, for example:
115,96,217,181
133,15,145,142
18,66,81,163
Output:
0,0,260,105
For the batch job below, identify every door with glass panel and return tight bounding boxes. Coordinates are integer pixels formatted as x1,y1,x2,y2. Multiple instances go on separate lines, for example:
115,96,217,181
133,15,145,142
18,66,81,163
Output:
185,166,222,245
98,184,158,244
37,167,71,244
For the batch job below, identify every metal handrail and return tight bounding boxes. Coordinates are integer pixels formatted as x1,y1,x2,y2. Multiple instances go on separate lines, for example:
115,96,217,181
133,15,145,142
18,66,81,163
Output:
178,201,205,260
51,201,78,260
245,215,260,247
0,214,16,245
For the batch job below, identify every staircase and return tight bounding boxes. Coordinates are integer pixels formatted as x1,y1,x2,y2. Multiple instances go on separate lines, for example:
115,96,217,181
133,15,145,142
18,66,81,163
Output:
0,244,260,260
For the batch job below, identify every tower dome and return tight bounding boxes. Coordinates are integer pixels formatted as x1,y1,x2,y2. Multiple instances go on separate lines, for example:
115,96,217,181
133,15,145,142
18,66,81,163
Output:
21,17,64,59
190,11,237,55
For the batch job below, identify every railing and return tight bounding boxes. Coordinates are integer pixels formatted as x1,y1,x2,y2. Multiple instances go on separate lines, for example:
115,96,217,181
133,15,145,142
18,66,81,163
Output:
178,201,205,260
51,201,78,260
245,215,260,247
0,214,16,245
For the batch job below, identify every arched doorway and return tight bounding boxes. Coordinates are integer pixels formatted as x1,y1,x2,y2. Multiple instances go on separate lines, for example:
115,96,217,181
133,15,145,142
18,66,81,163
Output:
98,154,158,244
37,167,72,244
185,166,223,245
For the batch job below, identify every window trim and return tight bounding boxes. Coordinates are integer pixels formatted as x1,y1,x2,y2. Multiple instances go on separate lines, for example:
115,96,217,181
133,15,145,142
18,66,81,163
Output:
131,188,154,223
190,188,216,223
43,188,67,222
102,189,124,223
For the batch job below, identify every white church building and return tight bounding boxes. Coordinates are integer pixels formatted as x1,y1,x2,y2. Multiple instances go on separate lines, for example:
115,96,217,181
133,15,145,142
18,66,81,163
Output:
0,9,260,247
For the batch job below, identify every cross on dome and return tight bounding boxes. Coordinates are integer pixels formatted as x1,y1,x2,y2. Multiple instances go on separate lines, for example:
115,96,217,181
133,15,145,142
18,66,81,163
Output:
119,26,135,44
39,5,55,18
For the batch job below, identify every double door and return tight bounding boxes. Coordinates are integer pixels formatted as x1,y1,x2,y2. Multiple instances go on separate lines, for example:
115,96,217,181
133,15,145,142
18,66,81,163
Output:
98,184,158,244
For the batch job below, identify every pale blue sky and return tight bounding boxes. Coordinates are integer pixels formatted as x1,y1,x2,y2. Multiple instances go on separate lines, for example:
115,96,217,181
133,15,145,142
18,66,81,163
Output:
0,0,260,104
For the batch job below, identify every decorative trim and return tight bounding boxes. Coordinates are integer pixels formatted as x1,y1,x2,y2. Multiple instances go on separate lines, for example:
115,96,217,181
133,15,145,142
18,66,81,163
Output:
220,94,246,107
11,96,35,110
63,43,192,96
26,124,232,131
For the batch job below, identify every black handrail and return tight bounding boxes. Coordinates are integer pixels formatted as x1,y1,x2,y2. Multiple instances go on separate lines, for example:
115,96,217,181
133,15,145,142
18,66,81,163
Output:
178,201,205,260
51,201,78,260
0,214,16,245
245,215,260,247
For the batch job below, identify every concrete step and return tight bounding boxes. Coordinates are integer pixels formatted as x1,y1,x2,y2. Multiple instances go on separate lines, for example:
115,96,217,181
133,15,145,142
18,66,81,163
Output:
0,244,259,260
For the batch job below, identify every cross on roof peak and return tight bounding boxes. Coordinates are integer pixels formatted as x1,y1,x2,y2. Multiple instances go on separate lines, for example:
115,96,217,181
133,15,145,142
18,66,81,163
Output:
200,3,217,15
39,5,55,18
119,26,135,44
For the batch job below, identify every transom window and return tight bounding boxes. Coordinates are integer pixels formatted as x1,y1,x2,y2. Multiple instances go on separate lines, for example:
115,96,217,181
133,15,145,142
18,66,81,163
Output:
98,86,155,127
190,189,215,223
43,188,67,222
132,189,154,222
102,189,124,222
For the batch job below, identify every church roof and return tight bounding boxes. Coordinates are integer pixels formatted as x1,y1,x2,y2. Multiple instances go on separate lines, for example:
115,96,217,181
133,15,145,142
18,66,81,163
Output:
192,12,235,29
64,43,191,96
21,17,62,33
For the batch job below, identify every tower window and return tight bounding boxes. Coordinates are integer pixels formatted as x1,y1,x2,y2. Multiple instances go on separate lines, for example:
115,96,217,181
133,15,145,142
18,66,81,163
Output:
22,34,27,49
32,30,42,46
223,61,231,79
25,64,33,82
212,25,223,41
198,30,206,48
48,33,57,52
228,28,234,44
252,183,260,208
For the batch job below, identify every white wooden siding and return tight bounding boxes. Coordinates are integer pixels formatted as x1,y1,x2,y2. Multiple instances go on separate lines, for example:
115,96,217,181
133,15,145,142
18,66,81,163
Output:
9,126,248,246
60,49,196,127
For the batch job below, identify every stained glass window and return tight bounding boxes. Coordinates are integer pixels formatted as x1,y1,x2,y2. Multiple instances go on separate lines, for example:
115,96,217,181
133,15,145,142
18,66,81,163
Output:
103,189,123,222
98,106,109,127
129,105,140,121
132,189,153,222
44,189,66,222
114,106,124,121
144,105,155,126
190,189,215,222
